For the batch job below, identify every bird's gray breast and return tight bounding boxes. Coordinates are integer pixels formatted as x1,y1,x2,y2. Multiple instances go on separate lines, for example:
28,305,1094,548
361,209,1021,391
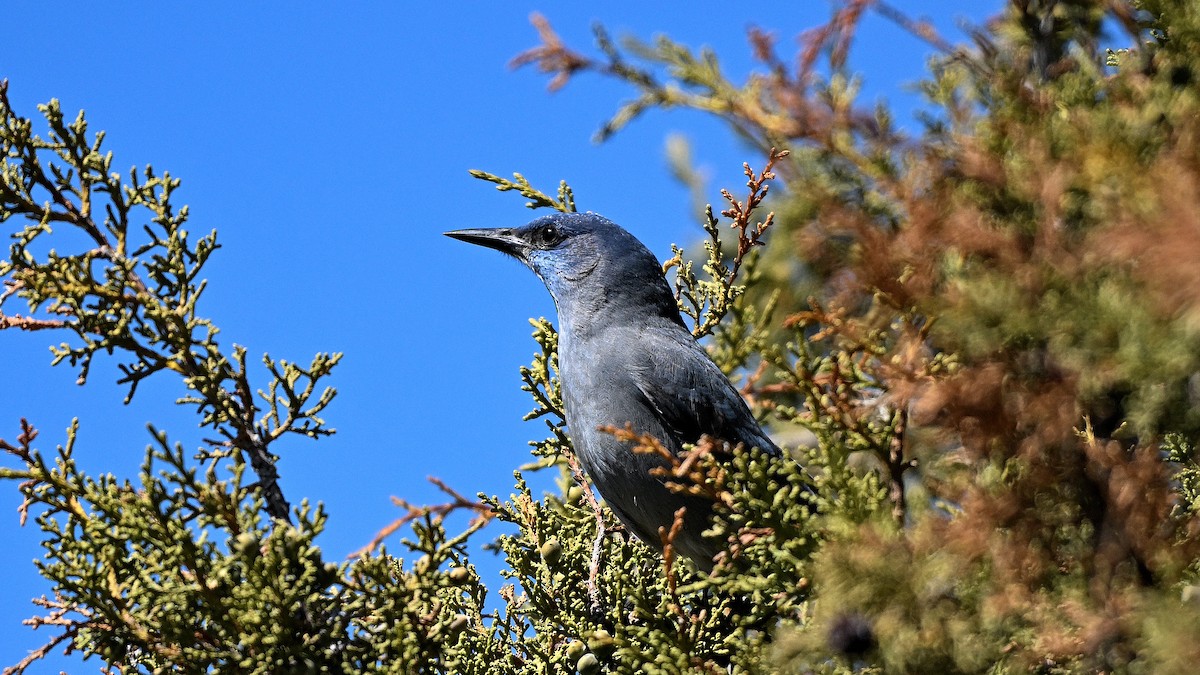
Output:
558,326,673,490
557,323,720,561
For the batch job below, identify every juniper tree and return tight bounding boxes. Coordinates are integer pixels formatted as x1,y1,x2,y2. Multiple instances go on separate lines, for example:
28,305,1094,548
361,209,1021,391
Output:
5,2,1200,674
516,0,1200,671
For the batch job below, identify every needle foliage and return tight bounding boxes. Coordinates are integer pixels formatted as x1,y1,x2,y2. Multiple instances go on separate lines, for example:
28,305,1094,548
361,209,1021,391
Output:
6,2,1200,673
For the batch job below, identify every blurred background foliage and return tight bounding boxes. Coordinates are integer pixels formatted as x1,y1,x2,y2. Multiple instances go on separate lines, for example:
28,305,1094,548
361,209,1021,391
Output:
5,1,1200,672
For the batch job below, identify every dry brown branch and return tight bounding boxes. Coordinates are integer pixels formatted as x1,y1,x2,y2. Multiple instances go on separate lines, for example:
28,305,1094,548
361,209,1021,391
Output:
720,147,788,288
351,476,495,558
3,594,89,675
0,419,41,526
872,1,959,56
599,424,734,508
562,449,611,611
657,507,688,619
0,313,67,331
509,13,591,92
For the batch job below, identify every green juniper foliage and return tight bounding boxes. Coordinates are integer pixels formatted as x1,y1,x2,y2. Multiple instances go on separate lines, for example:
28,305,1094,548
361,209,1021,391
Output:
513,1,1200,672
7,1,1200,673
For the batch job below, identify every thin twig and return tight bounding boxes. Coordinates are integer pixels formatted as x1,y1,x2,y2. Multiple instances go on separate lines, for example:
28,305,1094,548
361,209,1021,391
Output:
351,477,495,559
565,451,609,612
658,507,688,620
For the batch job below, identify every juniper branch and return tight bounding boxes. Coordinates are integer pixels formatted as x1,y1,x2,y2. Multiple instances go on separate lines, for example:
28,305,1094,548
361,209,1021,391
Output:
0,80,341,523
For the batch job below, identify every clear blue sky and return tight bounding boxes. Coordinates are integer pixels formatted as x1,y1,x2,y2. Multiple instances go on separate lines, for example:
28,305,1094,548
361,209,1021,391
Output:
1,3,1001,671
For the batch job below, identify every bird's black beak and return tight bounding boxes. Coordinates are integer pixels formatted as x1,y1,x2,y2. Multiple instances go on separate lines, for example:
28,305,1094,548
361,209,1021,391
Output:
444,228,527,259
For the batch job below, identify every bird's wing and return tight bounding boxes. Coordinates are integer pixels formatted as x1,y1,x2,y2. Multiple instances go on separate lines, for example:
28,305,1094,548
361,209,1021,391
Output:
628,327,781,457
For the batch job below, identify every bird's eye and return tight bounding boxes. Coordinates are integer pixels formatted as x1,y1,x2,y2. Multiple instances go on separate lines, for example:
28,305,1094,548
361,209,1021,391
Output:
534,223,562,248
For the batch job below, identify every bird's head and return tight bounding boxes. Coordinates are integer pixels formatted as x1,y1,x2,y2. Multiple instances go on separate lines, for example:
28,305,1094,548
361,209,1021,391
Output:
446,213,677,323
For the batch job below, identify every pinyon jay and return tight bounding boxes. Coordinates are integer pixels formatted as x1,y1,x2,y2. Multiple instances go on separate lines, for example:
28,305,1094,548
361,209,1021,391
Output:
446,212,782,570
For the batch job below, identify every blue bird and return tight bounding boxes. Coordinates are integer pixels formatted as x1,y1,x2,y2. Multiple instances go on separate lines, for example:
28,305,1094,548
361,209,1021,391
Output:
446,212,782,570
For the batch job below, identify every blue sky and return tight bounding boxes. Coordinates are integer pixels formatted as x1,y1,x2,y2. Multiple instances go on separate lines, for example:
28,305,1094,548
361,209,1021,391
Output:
1,3,1002,671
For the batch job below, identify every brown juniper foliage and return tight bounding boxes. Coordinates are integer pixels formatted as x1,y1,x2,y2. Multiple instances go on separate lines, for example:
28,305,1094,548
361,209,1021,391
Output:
5,1,1200,673
513,0,1200,671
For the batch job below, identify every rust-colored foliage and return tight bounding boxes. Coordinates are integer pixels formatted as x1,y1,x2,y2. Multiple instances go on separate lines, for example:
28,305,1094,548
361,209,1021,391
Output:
519,1,1200,670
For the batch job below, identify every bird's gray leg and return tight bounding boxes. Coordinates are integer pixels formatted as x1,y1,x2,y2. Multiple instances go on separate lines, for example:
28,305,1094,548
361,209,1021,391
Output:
588,520,607,612
566,451,608,612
